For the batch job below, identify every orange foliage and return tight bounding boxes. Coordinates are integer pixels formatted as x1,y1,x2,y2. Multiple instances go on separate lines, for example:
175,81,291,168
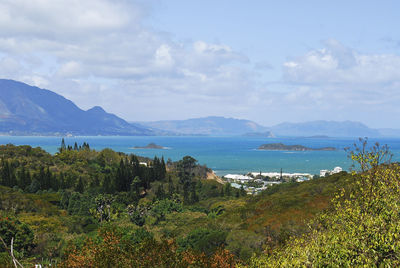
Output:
60,229,238,268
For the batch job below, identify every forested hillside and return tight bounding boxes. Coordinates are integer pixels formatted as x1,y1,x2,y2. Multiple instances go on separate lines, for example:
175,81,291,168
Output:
1,140,399,267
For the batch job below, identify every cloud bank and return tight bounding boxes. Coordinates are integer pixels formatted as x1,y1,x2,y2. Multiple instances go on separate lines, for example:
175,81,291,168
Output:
0,1,399,127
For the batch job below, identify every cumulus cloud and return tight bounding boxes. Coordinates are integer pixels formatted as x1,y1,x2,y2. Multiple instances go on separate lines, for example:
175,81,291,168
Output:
0,0,253,120
271,40,400,127
0,1,399,127
283,40,400,85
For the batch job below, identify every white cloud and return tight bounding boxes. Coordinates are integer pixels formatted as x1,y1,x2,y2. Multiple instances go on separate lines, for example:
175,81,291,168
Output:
0,0,133,39
1,2,399,128
0,56,22,76
267,40,400,127
57,61,86,78
283,40,400,85
154,44,174,69
0,0,251,109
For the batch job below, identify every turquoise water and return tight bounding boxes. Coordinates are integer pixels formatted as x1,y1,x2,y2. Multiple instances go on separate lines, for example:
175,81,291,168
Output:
1,136,399,176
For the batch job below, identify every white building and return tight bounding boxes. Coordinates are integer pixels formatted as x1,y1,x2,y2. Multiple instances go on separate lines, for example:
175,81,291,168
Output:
296,177,310,182
224,174,253,182
332,166,343,173
320,166,343,177
250,172,312,179
320,170,329,177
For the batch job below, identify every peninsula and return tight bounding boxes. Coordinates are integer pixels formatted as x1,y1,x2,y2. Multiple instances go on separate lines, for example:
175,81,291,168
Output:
258,143,336,151
133,143,167,149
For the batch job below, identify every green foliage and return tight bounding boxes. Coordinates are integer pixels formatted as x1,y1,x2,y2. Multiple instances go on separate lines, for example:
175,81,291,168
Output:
177,156,197,204
346,137,393,173
0,143,359,265
0,215,35,256
60,226,236,267
129,198,184,226
225,230,264,261
90,194,118,222
248,139,400,267
121,227,153,246
177,227,228,255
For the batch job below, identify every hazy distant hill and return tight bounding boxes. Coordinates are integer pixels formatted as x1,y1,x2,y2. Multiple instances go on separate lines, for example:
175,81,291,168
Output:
139,118,389,138
138,116,268,136
268,120,381,137
0,79,397,138
0,79,154,135
242,131,275,138
378,128,400,137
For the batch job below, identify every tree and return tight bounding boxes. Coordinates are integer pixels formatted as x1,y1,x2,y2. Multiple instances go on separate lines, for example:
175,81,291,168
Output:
102,174,115,194
0,215,35,256
60,227,236,268
178,228,228,256
75,177,84,193
17,166,31,190
0,159,16,187
129,176,141,203
224,183,232,197
248,139,400,267
177,156,197,204
43,167,52,190
37,166,45,190
240,185,246,196
167,175,174,197
90,194,116,223
59,138,66,153
115,159,127,192
161,156,166,179
345,137,392,173
155,184,166,200
189,182,199,204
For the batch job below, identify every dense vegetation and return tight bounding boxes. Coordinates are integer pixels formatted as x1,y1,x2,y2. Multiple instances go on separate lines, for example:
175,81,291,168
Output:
246,139,400,267
1,138,399,267
0,141,242,266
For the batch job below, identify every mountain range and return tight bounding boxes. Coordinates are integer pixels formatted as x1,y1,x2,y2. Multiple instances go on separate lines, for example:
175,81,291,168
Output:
267,120,381,138
139,118,386,138
137,116,268,136
0,79,397,137
0,79,154,135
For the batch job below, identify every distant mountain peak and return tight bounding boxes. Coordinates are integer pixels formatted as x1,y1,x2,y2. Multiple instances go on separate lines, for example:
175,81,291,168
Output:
0,79,154,136
87,106,106,114
138,116,268,136
269,120,380,137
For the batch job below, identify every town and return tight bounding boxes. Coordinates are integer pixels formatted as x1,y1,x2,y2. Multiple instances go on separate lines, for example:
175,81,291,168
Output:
222,166,343,195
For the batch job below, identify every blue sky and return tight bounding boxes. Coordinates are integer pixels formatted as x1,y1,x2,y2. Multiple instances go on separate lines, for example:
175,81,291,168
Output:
147,1,400,79
0,0,400,128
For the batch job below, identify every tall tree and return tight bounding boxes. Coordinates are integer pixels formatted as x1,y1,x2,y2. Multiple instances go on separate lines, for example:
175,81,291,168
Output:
75,177,84,193
177,156,197,204
59,138,66,152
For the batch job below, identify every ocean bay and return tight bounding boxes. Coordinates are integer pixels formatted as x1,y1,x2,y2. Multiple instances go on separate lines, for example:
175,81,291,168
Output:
2,136,400,176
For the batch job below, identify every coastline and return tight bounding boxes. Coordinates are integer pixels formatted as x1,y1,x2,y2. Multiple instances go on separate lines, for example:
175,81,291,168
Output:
2,135,394,176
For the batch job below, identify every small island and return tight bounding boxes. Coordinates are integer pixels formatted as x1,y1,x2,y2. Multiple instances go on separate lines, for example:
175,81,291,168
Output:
258,143,336,151
133,143,167,149
242,131,275,138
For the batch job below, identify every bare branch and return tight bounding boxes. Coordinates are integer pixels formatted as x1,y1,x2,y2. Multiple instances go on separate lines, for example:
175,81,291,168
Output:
0,236,23,268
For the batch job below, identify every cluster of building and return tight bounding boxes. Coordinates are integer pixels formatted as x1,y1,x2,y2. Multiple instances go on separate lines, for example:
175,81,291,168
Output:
223,171,311,195
222,166,343,195
319,166,343,177
223,174,279,195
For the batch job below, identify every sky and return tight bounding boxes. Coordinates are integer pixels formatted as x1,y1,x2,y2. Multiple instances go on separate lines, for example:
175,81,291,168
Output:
0,0,400,128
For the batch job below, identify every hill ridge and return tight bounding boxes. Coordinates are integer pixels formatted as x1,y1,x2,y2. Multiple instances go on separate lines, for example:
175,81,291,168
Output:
0,79,154,136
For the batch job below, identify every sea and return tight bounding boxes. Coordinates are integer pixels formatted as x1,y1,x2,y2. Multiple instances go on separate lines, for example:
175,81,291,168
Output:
1,136,400,176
